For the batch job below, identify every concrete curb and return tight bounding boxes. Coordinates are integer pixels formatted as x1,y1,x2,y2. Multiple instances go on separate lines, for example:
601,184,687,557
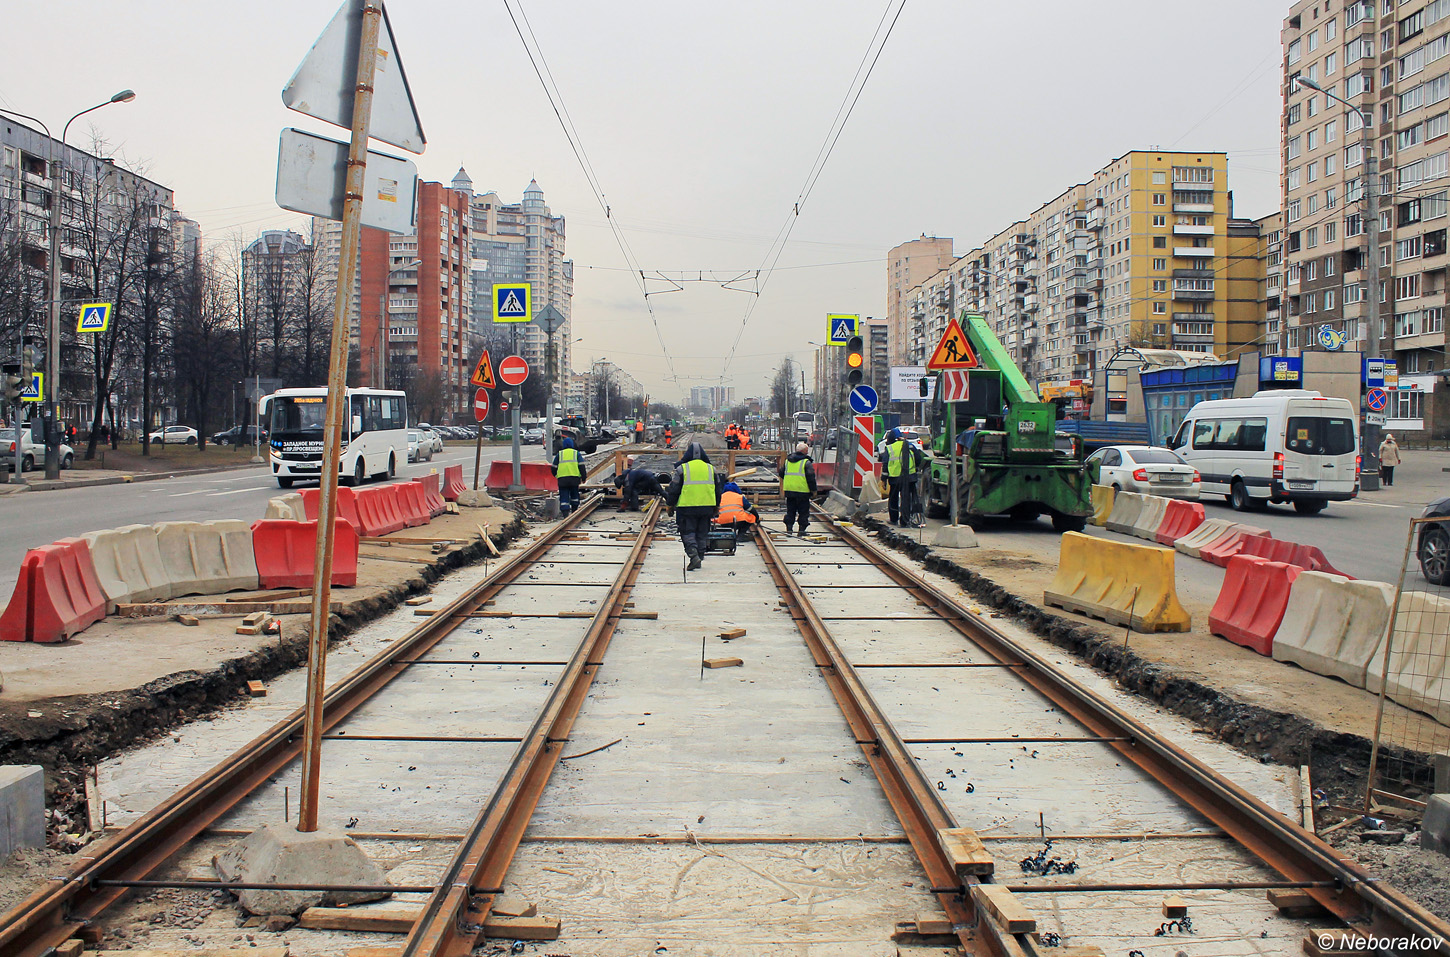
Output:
0,460,265,495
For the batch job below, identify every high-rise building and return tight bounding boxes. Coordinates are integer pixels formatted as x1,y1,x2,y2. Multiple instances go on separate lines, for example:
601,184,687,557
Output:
866,317,890,403
887,235,954,366
358,179,473,417
1281,0,1447,432
896,151,1261,391
461,174,574,382
687,385,735,411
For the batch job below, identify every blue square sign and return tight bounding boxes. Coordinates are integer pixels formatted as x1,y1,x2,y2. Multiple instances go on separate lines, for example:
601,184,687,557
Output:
493,283,531,323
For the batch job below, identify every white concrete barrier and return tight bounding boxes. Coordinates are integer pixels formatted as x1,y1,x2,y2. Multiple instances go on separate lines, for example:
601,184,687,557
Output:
1129,495,1169,542
1174,519,1238,559
156,521,260,597
264,493,306,522
1272,572,1394,687
1104,491,1144,535
1367,591,1450,725
81,524,171,612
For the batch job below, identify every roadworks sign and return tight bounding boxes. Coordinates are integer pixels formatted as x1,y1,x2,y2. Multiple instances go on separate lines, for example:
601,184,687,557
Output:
927,316,979,370
470,349,497,389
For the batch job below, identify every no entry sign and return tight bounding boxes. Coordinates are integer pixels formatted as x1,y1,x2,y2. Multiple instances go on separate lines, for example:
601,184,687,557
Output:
474,388,490,422
499,355,529,386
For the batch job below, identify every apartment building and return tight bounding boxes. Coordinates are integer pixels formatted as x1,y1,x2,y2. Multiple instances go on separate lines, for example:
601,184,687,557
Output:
358,179,473,418
886,235,954,366
1282,0,1450,433
459,173,574,378
897,151,1257,392
688,385,735,412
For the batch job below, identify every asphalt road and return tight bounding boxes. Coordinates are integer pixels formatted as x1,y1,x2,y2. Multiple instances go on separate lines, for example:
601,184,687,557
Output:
0,441,609,601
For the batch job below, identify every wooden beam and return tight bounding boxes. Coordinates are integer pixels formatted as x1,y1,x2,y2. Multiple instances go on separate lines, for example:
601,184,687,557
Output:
938,827,994,877
974,884,1036,934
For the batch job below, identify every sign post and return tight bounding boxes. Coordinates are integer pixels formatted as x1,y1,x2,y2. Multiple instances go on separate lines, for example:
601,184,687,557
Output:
499,355,530,491
534,303,565,461
928,317,980,534
472,388,489,490
284,0,426,835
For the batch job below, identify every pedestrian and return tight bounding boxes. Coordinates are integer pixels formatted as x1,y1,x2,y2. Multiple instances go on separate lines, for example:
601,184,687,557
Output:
634,418,645,444
667,441,724,570
779,441,818,535
880,429,924,527
712,480,759,537
1379,432,1402,487
613,467,666,511
551,436,583,516
664,425,673,447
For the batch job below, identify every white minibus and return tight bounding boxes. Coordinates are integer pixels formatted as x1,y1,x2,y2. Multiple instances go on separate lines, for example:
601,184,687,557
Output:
264,387,409,488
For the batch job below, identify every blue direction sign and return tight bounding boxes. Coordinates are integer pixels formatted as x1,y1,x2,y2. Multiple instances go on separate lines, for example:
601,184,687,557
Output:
1367,387,1389,413
77,302,112,333
826,313,858,345
848,384,879,415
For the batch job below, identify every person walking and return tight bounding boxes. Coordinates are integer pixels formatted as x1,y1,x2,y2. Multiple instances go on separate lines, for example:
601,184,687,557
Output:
667,441,724,570
779,441,818,535
880,429,924,527
551,436,583,516
613,467,666,511
634,419,645,444
1379,432,1402,487
664,425,673,447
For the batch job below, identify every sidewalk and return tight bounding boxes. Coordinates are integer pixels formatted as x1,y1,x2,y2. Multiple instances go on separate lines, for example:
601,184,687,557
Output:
0,459,265,495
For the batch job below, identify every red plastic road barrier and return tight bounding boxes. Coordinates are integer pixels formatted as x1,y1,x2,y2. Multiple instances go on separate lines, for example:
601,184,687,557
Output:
1208,554,1302,656
299,486,362,532
442,464,467,502
0,538,107,643
1200,527,1273,568
353,486,406,537
485,460,558,493
396,481,431,528
1237,533,1353,578
1155,500,1206,546
251,519,358,589
376,484,410,532
419,472,448,516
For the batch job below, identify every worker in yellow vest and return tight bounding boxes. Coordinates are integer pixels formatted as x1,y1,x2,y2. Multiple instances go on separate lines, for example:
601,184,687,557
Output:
879,429,924,528
667,442,724,570
551,436,583,516
778,442,818,535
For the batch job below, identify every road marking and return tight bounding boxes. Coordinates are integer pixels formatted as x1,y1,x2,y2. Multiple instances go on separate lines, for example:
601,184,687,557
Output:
1346,501,1404,509
207,486,274,496
168,490,208,497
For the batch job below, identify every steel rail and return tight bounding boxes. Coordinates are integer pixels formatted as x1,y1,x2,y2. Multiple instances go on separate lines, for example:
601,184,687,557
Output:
823,516,1450,954
0,495,608,957
755,530,1021,957
401,498,662,957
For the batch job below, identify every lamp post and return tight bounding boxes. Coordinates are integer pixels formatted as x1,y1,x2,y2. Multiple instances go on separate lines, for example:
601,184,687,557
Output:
1295,76,1383,490
0,91,135,479
376,258,421,389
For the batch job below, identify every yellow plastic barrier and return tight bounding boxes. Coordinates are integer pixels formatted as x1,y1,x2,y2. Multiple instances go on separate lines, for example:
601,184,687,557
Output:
1090,485,1115,527
1045,531,1190,633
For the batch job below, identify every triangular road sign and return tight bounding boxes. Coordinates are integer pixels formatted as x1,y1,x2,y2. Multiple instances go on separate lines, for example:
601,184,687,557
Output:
927,316,979,370
283,1,427,154
470,349,497,389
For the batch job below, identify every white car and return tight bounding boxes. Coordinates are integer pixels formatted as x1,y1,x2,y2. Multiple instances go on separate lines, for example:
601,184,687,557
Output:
1087,445,1200,500
1,427,75,471
406,430,433,463
418,425,443,454
149,425,198,445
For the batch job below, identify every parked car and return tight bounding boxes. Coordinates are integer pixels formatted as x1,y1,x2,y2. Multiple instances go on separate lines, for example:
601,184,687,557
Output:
406,430,433,463
1168,390,1358,514
0,427,74,471
1418,497,1450,585
212,424,266,446
522,427,544,445
149,425,198,445
1086,445,1200,500
417,423,444,453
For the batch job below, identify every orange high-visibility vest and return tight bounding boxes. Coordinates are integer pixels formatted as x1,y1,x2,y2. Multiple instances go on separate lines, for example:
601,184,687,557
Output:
713,491,756,524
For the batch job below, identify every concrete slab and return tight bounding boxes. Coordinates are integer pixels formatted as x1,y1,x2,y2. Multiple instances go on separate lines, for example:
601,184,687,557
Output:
213,823,389,915
0,766,44,856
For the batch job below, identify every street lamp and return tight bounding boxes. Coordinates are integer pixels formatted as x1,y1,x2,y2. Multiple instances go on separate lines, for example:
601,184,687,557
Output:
1295,75,1383,489
376,258,421,389
0,90,136,479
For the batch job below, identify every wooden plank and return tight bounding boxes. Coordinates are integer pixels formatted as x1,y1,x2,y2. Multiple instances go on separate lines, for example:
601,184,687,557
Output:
974,884,1035,934
116,601,338,617
477,524,499,556
1303,928,1372,956
703,657,743,669
1161,895,1187,918
242,611,266,626
227,588,310,602
1268,888,1327,918
719,627,747,640
359,551,435,565
938,827,994,877
404,596,432,606
176,614,200,627
484,916,560,941
246,680,267,698
300,905,419,933
93,950,289,957
54,942,83,957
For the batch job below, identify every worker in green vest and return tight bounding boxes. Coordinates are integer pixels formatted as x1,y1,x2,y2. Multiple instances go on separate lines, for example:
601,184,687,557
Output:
879,428,924,528
666,442,724,570
551,436,583,516
778,442,818,535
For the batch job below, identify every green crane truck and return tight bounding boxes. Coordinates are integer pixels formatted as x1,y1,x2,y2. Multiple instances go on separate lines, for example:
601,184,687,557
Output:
923,314,1093,532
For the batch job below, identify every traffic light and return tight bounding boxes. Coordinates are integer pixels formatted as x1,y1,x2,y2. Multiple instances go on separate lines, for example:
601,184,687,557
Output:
19,342,39,381
919,374,931,398
1,362,22,404
846,335,864,386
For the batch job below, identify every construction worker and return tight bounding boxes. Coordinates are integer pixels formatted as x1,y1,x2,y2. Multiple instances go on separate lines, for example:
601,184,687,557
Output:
778,441,818,535
880,429,924,528
712,481,758,537
739,427,752,451
725,423,739,449
551,436,583,516
664,425,673,447
667,442,724,570
614,467,667,511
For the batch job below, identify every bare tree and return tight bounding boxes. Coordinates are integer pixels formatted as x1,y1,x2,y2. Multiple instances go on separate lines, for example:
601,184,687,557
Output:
291,243,334,385
172,249,239,449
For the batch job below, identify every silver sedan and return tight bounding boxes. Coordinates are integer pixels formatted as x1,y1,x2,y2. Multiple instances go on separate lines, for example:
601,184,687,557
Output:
1087,445,1200,500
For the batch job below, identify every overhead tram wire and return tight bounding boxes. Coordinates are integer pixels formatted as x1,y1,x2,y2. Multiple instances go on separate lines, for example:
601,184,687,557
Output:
721,0,909,375
502,0,679,381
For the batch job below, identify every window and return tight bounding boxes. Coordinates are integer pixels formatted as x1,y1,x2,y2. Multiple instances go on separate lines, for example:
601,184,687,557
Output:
1347,2,1372,28
1152,279,1167,292
1430,111,1450,139
1326,152,1338,175
1395,389,1426,419
1153,257,1167,270
1289,102,1303,125
1325,254,1336,277
1287,166,1302,190
1346,142,1364,168
1347,37,1375,65
1397,235,1423,259
1396,309,1420,335
1326,289,1337,309
1327,17,1338,41
1400,123,1424,149
1346,72,1373,98
1308,226,1320,248
1288,199,1303,223
1397,273,1422,299
1346,283,1366,303
1428,306,1445,332
1309,161,1320,183
1153,235,1167,248
1173,165,1215,184
1326,119,1338,144
1327,50,1338,75
1289,39,1303,66
1307,259,1318,280
1152,171,1166,184
1403,9,1426,40
1286,416,1356,455
1326,221,1338,243
1309,194,1321,215
1426,190,1449,218
1306,291,1319,313
1288,135,1303,160
1195,418,1268,451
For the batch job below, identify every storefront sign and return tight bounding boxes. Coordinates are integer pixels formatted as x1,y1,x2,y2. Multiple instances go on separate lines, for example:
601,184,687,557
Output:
1259,356,1302,384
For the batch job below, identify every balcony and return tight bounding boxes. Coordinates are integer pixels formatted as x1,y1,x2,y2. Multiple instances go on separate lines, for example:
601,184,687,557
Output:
1173,224,1215,237
1172,332,1216,345
1173,202,1215,214
1173,287,1215,302
1173,268,1214,279
1174,246,1215,258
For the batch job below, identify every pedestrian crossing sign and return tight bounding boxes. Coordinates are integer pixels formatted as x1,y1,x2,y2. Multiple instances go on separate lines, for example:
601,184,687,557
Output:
926,316,979,370
492,283,531,323
826,313,858,345
20,373,42,403
77,302,112,333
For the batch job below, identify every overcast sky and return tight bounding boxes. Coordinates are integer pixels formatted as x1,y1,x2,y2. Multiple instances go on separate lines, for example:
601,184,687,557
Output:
3,1,1286,403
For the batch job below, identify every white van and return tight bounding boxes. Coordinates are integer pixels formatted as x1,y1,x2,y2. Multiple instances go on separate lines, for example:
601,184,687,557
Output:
265,387,409,488
1168,390,1359,515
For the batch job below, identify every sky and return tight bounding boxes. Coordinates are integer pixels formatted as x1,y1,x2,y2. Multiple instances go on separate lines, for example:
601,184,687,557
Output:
2,1,1288,405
